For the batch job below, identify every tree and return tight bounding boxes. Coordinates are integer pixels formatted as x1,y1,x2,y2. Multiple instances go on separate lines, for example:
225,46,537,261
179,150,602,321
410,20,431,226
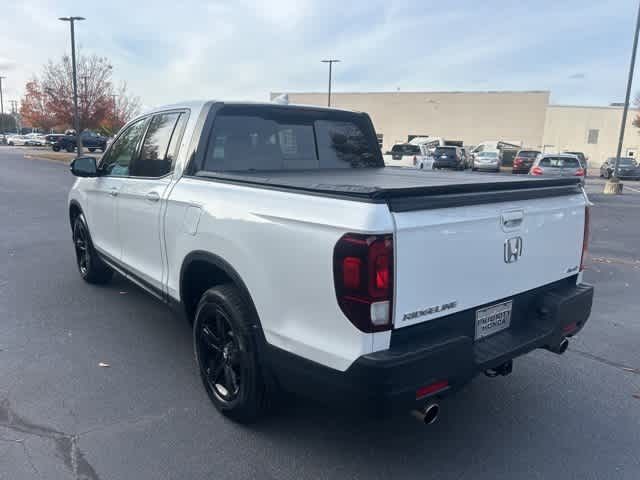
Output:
20,53,140,133
19,80,58,131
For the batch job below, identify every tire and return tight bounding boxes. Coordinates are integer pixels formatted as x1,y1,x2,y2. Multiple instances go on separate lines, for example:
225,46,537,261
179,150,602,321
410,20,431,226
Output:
88,148,96,153
194,285,271,423
65,144,75,153
52,144,61,152
72,214,113,284
8,141,14,146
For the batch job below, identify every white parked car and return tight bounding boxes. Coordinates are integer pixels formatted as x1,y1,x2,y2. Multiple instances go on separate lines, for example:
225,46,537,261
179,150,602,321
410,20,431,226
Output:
7,134,28,146
384,142,434,169
68,100,593,424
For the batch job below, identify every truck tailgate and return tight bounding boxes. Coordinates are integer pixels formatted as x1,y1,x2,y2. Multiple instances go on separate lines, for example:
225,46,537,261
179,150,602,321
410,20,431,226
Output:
392,193,587,328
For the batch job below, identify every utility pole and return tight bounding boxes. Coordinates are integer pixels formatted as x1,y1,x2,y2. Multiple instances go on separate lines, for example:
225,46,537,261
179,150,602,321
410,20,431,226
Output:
0,76,5,141
81,75,89,119
321,59,340,107
59,16,85,157
605,0,640,194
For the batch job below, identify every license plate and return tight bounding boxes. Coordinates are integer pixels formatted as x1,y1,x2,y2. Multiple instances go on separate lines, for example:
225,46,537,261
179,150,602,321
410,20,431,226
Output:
475,300,512,340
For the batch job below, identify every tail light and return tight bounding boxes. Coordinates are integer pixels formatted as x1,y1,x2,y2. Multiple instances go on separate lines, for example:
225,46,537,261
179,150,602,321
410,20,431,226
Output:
514,157,523,166
333,233,393,332
413,155,417,166
575,168,585,176
531,166,544,175
580,206,590,271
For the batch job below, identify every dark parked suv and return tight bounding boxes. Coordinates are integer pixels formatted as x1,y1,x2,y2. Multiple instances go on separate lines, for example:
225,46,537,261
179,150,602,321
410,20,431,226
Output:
512,150,540,174
432,146,465,170
600,157,640,179
53,130,107,153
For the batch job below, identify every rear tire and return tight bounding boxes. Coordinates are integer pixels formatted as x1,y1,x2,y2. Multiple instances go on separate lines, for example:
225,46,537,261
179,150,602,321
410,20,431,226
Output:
52,144,61,152
194,285,272,423
72,214,113,284
65,144,75,153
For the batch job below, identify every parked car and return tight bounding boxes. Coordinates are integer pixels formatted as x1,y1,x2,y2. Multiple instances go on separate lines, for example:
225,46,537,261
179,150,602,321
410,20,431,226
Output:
6,134,28,146
564,151,588,174
472,150,501,172
599,157,640,179
383,143,422,167
432,146,465,170
530,154,585,183
512,149,541,174
45,134,65,146
68,100,593,424
53,130,108,152
23,133,47,146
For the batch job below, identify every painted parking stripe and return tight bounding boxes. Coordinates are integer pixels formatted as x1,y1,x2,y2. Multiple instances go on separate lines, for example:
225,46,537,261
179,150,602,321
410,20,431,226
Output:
625,184,640,193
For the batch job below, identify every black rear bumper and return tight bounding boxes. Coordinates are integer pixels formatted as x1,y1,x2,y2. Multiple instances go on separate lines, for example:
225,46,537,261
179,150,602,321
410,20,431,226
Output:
267,278,593,415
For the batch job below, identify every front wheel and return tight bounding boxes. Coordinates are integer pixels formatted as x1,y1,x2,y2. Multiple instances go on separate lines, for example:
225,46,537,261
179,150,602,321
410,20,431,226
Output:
65,144,75,153
52,144,61,152
72,214,113,284
194,285,272,423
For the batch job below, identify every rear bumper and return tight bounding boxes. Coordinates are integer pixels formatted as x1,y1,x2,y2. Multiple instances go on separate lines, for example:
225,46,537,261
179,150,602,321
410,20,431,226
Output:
267,278,593,415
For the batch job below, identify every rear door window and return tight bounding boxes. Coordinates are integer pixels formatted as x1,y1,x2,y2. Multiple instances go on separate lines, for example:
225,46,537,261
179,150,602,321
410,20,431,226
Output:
132,112,181,177
202,105,382,172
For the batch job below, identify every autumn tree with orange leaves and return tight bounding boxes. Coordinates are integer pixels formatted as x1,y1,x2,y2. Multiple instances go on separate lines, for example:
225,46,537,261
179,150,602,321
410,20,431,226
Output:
20,54,140,134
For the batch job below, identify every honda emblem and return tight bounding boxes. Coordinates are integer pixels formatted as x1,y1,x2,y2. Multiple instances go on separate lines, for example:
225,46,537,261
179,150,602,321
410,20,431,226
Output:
504,237,523,263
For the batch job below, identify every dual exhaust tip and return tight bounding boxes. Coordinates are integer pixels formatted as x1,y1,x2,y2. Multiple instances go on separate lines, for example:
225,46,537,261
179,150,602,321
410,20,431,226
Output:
411,403,440,425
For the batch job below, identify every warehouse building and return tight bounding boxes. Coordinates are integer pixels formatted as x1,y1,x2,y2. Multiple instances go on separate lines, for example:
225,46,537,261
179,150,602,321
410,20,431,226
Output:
271,90,640,167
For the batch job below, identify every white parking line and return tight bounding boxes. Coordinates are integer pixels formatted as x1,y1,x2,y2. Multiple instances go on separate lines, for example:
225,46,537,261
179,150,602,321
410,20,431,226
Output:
625,184,640,193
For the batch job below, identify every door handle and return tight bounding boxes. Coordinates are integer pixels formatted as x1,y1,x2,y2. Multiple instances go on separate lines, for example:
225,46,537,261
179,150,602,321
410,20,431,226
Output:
109,187,119,197
145,191,160,203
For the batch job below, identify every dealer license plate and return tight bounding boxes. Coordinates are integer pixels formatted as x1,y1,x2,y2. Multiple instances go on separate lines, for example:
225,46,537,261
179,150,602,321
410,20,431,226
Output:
475,300,512,340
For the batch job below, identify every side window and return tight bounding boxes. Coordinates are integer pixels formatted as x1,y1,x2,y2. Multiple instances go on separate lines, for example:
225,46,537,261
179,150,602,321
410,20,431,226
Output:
165,112,188,169
100,119,147,177
131,112,181,177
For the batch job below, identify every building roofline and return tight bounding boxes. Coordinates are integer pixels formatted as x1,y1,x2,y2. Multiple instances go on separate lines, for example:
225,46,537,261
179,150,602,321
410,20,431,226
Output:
271,90,550,96
549,103,639,111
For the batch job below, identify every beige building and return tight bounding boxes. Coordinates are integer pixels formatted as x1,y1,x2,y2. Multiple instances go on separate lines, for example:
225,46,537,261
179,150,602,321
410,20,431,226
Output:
271,91,640,167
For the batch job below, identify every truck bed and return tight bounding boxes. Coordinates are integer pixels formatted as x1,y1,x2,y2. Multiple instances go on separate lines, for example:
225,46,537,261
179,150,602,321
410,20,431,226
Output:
195,167,582,211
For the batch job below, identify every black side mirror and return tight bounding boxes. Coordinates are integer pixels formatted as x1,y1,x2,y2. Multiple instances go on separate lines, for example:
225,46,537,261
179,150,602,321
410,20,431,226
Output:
70,156,98,177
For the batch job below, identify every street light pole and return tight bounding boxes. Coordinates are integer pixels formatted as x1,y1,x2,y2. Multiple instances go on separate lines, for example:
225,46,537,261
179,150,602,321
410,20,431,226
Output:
0,76,5,140
606,0,640,194
321,59,340,107
59,16,85,157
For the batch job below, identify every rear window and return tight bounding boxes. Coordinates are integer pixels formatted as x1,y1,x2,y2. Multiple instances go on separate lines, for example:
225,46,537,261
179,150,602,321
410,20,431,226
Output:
434,147,456,156
518,150,540,158
478,151,498,158
618,158,636,166
391,144,420,155
539,157,580,168
202,106,382,172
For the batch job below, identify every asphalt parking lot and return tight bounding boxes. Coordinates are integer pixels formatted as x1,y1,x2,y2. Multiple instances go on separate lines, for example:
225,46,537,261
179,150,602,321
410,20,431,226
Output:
1,147,639,480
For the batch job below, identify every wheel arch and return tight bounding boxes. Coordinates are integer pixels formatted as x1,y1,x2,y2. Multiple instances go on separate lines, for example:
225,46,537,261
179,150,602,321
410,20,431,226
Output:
179,251,263,331
69,200,83,231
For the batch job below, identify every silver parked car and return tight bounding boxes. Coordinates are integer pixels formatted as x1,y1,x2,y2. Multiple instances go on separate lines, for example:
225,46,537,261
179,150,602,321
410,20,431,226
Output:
472,150,501,172
530,153,585,182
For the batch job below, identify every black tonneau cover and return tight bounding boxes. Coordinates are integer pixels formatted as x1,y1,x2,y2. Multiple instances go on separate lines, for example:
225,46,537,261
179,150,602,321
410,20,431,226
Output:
195,167,582,212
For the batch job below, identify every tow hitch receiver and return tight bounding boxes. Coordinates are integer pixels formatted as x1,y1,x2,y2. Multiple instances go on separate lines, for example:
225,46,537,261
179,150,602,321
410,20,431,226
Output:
484,360,513,378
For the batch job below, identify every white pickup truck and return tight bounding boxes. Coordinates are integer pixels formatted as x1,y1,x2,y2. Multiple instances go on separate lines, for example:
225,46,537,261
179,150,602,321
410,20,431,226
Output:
68,101,593,424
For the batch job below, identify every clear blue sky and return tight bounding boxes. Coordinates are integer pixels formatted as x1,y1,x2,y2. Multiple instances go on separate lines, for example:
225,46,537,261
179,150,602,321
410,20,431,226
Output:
1,0,639,109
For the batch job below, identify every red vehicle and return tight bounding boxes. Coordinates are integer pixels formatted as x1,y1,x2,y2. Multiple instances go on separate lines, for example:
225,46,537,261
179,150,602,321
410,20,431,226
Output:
512,150,541,174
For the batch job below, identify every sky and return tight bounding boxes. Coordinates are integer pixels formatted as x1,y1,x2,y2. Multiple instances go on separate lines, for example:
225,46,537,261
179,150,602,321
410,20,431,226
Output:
1,0,640,111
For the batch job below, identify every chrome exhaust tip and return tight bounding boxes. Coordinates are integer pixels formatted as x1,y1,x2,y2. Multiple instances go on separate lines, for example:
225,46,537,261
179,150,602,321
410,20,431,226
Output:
547,337,569,355
411,403,440,425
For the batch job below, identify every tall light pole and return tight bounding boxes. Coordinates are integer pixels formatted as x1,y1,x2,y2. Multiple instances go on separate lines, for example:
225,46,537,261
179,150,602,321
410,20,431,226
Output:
321,59,340,107
0,75,5,140
111,94,118,133
59,16,85,157
606,1,640,194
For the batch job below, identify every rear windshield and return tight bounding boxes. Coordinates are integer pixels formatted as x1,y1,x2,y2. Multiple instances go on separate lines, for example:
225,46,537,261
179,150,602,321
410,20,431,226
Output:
518,150,540,158
539,157,580,167
391,144,420,155
478,151,498,158
434,147,456,155
618,158,636,166
202,105,382,172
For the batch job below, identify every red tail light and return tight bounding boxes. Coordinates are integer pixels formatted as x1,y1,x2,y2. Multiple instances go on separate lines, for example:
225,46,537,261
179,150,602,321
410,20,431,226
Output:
416,380,449,400
334,233,394,332
575,168,585,176
580,206,590,271
531,166,544,175
514,157,523,165
413,155,418,166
